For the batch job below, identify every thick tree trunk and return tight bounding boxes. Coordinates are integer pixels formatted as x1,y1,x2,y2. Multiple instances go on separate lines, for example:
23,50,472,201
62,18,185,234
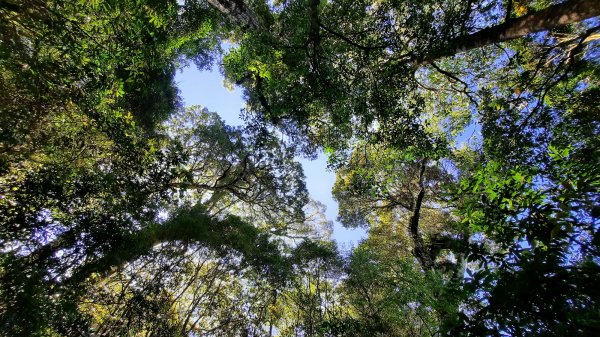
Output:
207,0,259,29
421,0,600,63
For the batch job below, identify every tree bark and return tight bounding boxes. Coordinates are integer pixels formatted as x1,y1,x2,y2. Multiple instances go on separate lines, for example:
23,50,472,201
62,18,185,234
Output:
420,0,600,63
207,0,259,29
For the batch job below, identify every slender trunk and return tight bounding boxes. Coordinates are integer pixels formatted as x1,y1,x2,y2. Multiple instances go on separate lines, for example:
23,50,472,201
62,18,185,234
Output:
269,288,277,336
421,0,600,63
308,0,321,45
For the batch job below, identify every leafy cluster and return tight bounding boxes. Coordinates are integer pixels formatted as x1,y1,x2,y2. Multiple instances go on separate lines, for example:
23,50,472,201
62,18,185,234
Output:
1,0,599,336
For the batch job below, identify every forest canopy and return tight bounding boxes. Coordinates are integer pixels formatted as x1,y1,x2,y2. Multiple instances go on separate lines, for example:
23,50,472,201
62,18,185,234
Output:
0,0,599,336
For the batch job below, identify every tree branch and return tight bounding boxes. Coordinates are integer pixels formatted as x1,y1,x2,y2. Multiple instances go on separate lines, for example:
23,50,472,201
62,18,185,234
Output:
430,61,478,105
206,0,260,29
418,0,600,64
66,206,288,286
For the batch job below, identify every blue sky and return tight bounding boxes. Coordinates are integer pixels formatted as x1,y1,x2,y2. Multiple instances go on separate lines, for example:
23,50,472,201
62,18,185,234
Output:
176,66,365,248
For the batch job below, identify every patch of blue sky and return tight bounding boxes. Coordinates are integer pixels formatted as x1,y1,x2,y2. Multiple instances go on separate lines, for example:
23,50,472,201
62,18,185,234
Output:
175,66,366,248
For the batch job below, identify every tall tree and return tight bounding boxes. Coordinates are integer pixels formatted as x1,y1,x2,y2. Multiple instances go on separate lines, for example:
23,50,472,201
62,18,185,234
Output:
219,0,600,335
220,0,599,155
0,2,315,335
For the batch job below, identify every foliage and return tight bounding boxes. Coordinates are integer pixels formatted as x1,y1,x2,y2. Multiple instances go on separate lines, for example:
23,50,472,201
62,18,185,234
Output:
1,0,599,336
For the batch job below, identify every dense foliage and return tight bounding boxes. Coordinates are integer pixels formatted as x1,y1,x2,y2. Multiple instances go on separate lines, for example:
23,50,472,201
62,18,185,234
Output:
1,0,598,336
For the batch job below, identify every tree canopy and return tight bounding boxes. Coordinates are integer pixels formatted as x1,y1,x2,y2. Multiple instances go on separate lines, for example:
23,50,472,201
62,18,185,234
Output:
1,0,599,336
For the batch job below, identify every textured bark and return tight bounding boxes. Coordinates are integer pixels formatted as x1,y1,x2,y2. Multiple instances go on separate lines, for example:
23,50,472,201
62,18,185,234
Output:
207,0,259,29
421,0,600,63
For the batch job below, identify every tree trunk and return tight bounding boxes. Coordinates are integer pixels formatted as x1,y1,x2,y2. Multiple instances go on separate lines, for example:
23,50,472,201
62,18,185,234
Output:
409,160,435,270
421,0,600,63
206,0,259,29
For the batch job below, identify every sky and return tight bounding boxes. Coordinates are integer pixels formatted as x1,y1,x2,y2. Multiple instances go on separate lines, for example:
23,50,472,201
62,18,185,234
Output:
175,66,366,249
